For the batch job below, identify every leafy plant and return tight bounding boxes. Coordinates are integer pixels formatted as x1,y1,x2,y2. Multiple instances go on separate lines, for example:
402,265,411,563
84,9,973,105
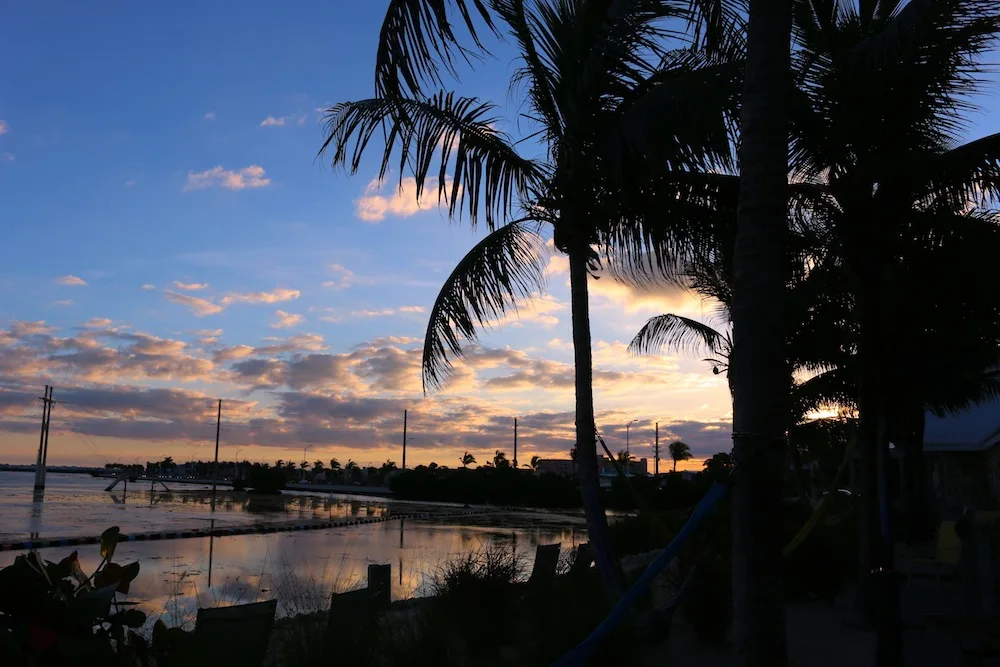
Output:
0,526,147,666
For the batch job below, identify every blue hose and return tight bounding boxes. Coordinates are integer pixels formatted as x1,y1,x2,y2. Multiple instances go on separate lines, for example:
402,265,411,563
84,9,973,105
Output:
551,481,729,667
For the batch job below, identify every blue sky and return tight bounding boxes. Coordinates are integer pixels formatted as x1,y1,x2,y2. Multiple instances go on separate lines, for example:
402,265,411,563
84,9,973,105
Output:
7,1,994,469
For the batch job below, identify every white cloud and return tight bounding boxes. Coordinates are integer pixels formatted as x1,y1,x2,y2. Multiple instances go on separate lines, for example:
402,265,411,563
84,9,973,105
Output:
322,264,355,290
124,179,136,187
220,288,300,306
184,165,271,191
0,120,8,135
259,116,287,127
355,177,445,222
271,310,305,329
141,284,157,291
83,318,113,328
2,153,13,162
163,291,224,317
53,300,74,307
352,308,397,318
204,111,216,121
172,280,209,291
164,287,300,317
398,305,426,314
496,293,566,329
57,275,87,287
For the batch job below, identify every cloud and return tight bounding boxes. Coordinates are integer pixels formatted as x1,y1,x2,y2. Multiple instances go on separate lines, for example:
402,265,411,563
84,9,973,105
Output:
57,275,87,287
0,120,7,135
220,288,300,306
141,284,156,291
271,310,304,329
172,281,208,291
83,318,113,328
345,306,425,319
184,165,271,191
259,116,287,127
355,177,446,222
163,287,300,317
321,264,355,290
494,293,566,329
163,291,224,317
2,153,13,162
204,111,216,121
124,179,136,187
53,300,74,307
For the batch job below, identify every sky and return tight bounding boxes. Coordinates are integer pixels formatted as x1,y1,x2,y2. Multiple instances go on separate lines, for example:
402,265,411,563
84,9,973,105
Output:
2,2,997,472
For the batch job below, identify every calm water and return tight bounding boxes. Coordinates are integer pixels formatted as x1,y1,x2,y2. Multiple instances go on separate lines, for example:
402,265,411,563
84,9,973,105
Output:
0,472,586,628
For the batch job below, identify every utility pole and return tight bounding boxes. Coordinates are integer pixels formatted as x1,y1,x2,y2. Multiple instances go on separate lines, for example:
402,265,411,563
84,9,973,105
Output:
654,422,660,477
513,418,518,469
33,386,54,492
212,399,221,497
402,409,407,470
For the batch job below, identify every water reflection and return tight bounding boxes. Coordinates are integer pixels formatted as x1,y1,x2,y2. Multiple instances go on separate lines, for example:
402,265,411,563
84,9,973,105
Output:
0,472,588,631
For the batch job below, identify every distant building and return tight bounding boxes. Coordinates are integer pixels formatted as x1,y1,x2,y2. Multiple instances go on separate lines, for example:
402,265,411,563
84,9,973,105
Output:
536,458,576,476
924,399,1000,510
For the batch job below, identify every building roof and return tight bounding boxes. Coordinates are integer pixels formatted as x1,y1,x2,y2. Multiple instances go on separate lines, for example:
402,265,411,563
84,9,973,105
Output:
925,397,1000,453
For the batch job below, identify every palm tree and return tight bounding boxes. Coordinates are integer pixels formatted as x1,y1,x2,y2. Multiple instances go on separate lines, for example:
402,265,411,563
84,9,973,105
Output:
275,459,284,469
703,451,734,475
313,460,325,472
729,1,792,662
492,450,510,470
460,451,476,468
345,459,361,483
322,0,742,595
529,455,541,472
330,458,341,472
788,1,1000,617
668,440,692,472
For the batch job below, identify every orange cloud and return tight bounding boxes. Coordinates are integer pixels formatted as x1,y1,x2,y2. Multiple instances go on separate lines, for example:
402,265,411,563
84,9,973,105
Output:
57,275,87,286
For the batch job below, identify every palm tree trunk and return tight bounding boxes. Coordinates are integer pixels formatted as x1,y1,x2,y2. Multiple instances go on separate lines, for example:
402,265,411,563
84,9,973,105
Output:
729,1,791,665
673,459,677,473
568,246,626,597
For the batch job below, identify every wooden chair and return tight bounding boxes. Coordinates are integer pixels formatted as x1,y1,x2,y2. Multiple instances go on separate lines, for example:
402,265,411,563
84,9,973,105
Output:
182,599,278,667
528,543,561,586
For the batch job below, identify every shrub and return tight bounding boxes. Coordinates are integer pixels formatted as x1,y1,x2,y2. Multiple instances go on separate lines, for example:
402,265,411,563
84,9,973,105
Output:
0,527,147,666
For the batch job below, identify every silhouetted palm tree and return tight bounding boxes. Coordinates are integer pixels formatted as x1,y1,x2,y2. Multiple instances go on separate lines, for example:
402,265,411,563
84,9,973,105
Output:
529,455,541,472
461,451,476,468
728,1,792,662
322,0,742,595
668,440,692,472
492,450,510,470
788,0,1000,603
330,458,341,472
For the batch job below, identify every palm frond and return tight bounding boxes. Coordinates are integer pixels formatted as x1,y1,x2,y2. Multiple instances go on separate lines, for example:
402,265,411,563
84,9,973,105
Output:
629,313,729,358
600,50,742,176
376,0,498,98
493,0,562,134
423,219,548,392
319,93,541,229
916,132,1000,209
848,0,1000,73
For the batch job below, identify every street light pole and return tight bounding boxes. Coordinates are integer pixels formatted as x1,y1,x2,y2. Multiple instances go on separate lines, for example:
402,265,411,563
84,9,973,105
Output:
625,419,638,473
